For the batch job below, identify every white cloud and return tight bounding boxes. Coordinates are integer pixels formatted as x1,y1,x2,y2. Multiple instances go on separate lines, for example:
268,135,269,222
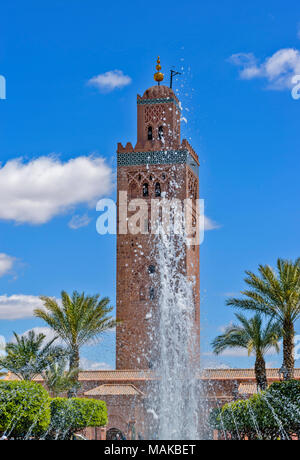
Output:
218,321,234,333
68,213,91,230
80,357,112,370
0,335,6,356
204,216,220,231
203,349,249,357
0,294,44,320
204,363,231,370
0,253,15,277
19,327,62,344
0,155,113,225
204,344,280,358
229,52,258,71
219,348,249,357
266,361,278,369
201,356,231,369
229,48,300,90
87,70,132,93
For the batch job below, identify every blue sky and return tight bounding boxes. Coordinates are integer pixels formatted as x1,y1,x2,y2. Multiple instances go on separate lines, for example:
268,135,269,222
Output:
0,0,300,370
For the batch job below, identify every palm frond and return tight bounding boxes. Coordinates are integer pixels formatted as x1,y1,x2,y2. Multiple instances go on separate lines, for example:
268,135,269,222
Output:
211,313,281,358
227,258,300,326
35,290,117,387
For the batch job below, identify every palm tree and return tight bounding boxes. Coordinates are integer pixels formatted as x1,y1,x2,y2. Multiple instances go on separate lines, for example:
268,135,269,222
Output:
34,290,117,396
43,358,78,397
226,259,300,380
212,314,281,390
0,330,65,381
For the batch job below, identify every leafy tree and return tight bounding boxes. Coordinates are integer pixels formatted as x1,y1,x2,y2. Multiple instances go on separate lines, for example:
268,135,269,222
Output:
0,331,65,381
212,314,281,390
43,359,79,397
0,381,50,439
34,290,117,396
226,259,300,380
210,380,300,440
49,397,107,440
0,382,107,440
266,380,300,438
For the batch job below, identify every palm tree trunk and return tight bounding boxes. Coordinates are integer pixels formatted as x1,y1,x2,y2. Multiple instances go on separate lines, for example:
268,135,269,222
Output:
68,345,80,398
255,354,267,391
282,321,295,381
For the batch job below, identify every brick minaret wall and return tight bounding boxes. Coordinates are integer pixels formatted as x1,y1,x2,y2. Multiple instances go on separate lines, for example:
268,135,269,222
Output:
116,84,200,370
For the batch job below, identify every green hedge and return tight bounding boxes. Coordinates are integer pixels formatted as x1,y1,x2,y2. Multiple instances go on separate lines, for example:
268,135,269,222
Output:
0,381,51,438
210,380,300,440
49,397,108,439
0,381,108,439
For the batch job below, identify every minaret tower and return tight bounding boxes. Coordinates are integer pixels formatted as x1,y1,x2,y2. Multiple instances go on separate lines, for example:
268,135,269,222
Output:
116,58,200,369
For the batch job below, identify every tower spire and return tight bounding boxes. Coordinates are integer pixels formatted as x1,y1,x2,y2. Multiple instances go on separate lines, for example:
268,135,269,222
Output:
154,56,164,85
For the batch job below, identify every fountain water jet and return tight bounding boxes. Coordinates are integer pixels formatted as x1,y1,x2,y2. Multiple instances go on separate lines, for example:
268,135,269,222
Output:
146,216,201,440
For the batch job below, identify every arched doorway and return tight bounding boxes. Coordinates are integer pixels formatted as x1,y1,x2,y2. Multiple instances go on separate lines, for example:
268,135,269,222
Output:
106,428,126,440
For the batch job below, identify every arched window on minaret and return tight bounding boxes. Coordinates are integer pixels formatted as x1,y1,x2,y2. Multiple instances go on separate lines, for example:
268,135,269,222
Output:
142,183,149,197
158,125,164,140
139,287,145,301
148,265,156,274
149,287,155,301
155,182,161,197
130,182,138,199
148,126,153,140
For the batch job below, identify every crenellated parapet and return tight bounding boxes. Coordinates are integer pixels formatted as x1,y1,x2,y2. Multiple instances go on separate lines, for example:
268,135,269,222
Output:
117,139,199,175
181,139,199,165
137,84,180,105
117,142,134,154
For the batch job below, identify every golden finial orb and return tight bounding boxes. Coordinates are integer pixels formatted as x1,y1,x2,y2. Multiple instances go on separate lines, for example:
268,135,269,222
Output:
154,56,164,85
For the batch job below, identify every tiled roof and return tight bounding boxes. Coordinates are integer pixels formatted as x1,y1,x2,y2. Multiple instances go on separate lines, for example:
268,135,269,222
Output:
77,370,155,381
3,370,156,382
4,368,300,383
238,383,258,395
84,384,144,396
4,372,43,382
201,368,300,381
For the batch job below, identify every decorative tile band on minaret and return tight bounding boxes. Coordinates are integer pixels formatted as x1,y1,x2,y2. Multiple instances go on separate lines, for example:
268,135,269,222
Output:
117,149,199,176
137,97,181,111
